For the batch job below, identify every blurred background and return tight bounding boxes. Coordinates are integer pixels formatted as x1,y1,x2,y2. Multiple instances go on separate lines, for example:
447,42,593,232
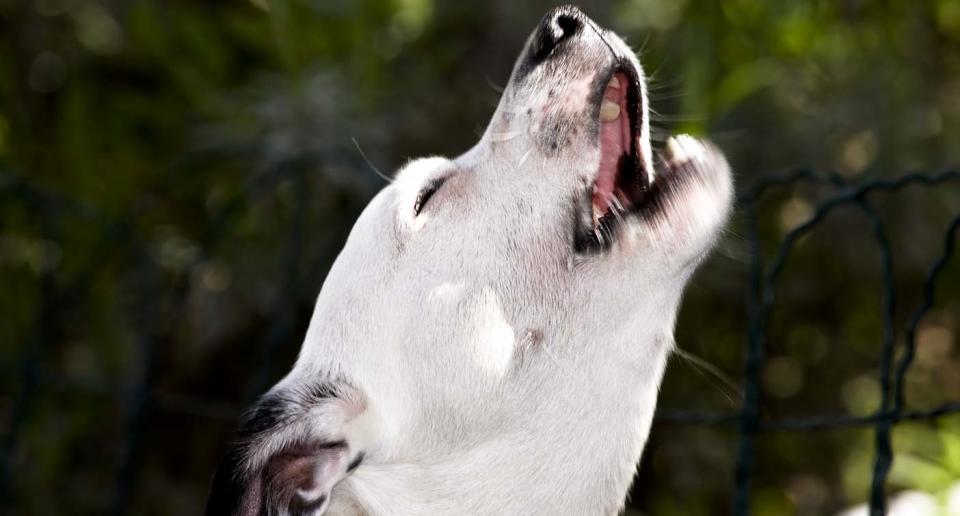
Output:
2,0,960,514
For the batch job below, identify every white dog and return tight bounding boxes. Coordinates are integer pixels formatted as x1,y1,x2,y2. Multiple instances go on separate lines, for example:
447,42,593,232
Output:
207,5,733,515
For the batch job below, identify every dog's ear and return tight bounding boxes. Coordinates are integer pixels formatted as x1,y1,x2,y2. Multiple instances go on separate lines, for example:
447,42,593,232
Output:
206,382,368,516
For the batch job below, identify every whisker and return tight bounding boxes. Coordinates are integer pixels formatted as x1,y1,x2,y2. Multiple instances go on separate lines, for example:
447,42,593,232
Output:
650,113,706,123
517,147,534,167
636,33,652,57
351,137,393,184
646,75,684,92
644,60,671,88
490,130,524,143
648,91,688,102
672,347,743,407
485,76,505,94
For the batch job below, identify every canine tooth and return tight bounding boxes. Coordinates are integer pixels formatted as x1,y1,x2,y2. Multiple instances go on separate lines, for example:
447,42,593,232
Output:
599,100,620,122
607,76,620,89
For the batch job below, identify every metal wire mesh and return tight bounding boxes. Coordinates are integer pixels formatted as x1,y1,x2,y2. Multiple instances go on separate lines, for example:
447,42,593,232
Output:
1,168,958,515
656,169,960,515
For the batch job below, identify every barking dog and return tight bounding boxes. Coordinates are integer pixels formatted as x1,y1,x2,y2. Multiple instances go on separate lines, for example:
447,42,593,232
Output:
207,5,733,515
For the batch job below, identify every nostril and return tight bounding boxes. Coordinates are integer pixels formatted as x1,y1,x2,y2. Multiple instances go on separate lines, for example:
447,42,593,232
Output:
553,14,580,43
531,9,583,63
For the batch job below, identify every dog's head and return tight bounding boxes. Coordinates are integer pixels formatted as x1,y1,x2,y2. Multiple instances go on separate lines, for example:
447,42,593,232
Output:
208,6,732,515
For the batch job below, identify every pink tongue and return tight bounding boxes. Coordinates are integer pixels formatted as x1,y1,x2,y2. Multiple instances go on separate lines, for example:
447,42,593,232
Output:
593,74,628,215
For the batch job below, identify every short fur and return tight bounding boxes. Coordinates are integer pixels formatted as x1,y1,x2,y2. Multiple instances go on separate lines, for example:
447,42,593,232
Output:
208,6,733,515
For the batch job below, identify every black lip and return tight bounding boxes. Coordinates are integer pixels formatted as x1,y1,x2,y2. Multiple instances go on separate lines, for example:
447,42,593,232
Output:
573,60,649,254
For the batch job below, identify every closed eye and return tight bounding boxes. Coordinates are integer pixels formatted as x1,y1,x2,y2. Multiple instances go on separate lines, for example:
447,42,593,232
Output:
413,176,448,216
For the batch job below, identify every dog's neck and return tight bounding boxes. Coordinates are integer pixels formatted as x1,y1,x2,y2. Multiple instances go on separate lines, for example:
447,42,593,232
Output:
326,323,673,516
336,368,665,515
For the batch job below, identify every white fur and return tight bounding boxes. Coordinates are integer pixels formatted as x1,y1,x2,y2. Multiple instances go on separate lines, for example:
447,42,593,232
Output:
267,10,733,516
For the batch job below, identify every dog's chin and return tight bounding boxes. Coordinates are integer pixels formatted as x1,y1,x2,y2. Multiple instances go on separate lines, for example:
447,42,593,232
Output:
571,65,731,258
573,135,733,261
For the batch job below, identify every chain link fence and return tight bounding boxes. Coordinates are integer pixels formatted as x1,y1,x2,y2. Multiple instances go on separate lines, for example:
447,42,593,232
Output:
655,170,960,515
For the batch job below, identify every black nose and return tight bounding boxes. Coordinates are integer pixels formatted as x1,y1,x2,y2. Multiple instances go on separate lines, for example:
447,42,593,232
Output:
531,6,585,63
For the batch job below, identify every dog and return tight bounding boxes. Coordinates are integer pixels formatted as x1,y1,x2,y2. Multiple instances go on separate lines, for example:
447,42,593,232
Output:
206,5,733,515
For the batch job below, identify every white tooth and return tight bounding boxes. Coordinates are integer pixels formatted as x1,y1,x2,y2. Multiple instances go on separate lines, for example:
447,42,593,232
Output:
607,75,620,89
599,99,620,122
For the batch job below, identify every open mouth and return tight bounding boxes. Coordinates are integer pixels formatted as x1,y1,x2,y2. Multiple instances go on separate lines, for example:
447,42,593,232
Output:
575,63,651,253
